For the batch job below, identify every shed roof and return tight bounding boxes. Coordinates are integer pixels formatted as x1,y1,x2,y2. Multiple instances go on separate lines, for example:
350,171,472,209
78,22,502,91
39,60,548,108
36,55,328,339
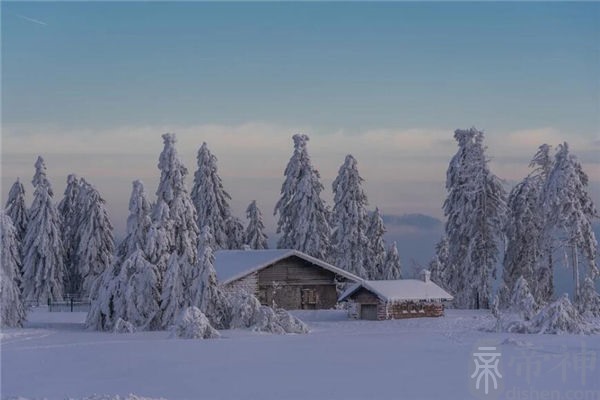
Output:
339,279,453,303
214,249,362,285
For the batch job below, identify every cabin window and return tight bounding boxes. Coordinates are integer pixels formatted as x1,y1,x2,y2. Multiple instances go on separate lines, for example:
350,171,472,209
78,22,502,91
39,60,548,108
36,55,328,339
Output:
301,289,318,308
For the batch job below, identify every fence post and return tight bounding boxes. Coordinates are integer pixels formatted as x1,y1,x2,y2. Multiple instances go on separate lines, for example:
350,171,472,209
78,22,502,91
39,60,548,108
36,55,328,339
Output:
71,297,74,312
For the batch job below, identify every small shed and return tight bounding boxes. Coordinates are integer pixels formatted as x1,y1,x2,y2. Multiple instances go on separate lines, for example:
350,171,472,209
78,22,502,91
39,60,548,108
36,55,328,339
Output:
338,270,453,320
214,249,361,310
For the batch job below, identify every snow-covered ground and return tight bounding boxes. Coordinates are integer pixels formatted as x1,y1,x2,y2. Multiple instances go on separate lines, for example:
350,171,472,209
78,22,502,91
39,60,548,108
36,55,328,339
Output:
2,308,599,400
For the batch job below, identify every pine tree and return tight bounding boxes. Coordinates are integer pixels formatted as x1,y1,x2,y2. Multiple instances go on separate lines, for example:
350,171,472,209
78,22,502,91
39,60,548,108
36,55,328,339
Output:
443,128,506,309
0,211,26,327
192,226,227,328
542,142,599,301
331,154,370,278
155,134,199,289
75,179,115,298
4,179,28,244
160,252,185,328
366,208,387,279
510,276,538,321
191,142,233,250
58,174,82,295
145,200,173,277
503,145,554,306
87,180,152,331
429,236,450,289
118,180,152,259
274,134,331,260
22,156,65,303
226,216,245,250
382,241,402,280
125,250,161,330
245,200,268,250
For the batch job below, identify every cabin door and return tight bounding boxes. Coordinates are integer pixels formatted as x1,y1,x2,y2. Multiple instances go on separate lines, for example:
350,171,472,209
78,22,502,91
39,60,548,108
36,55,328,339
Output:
360,304,378,320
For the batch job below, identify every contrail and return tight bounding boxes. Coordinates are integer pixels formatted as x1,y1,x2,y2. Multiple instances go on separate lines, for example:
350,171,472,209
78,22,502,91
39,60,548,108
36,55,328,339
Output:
16,14,48,26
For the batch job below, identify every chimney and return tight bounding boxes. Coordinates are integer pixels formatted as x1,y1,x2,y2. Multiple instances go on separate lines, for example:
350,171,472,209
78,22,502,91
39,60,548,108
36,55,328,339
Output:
420,269,431,283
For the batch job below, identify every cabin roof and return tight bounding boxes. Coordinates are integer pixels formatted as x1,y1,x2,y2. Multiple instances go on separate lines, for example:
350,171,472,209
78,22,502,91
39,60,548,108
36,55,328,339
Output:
338,279,454,303
214,249,362,285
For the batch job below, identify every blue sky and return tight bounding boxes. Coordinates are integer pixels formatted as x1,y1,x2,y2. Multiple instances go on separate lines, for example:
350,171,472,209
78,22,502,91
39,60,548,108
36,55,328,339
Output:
2,2,599,237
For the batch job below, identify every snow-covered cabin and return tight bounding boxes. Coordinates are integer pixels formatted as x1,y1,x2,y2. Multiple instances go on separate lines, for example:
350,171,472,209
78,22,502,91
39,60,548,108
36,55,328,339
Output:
339,270,453,320
214,249,362,310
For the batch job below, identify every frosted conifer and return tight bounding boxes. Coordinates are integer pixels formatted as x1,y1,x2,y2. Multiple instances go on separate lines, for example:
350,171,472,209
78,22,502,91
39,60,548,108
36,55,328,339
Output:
366,208,387,279
191,142,234,249
274,134,331,260
383,241,402,280
542,142,599,300
58,174,82,295
75,180,115,298
503,145,554,305
245,200,268,249
125,250,161,330
0,211,26,327
4,179,28,244
331,155,369,278
22,157,64,303
192,226,227,328
442,128,506,309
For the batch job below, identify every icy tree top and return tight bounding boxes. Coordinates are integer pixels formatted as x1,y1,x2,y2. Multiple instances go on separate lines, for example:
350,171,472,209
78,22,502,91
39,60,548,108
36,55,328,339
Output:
292,134,310,151
32,156,53,195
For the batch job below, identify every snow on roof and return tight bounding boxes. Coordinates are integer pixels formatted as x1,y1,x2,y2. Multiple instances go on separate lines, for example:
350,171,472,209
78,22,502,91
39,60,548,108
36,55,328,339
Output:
214,249,362,285
339,279,454,303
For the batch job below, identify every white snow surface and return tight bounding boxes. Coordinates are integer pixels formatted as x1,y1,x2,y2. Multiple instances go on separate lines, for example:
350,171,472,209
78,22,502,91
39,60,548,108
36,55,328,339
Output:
339,279,454,302
214,249,360,285
2,307,599,400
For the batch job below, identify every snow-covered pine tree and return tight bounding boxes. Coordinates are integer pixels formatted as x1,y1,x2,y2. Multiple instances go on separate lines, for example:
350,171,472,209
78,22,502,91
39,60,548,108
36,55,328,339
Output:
87,180,153,331
443,128,506,309
58,174,82,295
4,179,28,245
22,156,65,303
274,134,331,260
118,180,152,259
161,252,185,328
145,199,173,278
245,200,268,249
75,179,115,298
226,216,245,250
577,277,600,318
542,142,599,301
502,145,553,306
192,226,227,328
155,134,199,292
510,276,538,321
331,154,369,278
429,236,450,289
124,250,161,330
0,211,26,327
366,208,387,280
382,241,402,280
191,142,234,250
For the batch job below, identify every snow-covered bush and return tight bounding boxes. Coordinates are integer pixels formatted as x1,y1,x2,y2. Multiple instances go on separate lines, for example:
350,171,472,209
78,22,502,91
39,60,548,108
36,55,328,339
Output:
172,307,220,339
227,290,261,329
113,318,136,334
225,290,309,334
529,294,595,335
274,309,309,334
577,277,600,318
